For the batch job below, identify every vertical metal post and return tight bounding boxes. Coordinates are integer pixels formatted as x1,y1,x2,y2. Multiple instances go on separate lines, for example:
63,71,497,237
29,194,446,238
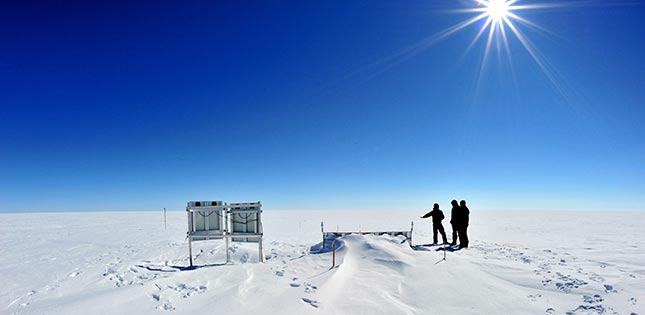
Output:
187,209,192,234
192,211,196,232
258,211,264,263
164,208,167,230
410,221,414,246
225,236,230,263
224,208,229,235
188,237,193,267
443,242,447,261
204,211,209,240
225,208,231,263
321,222,324,246
187,208,193,267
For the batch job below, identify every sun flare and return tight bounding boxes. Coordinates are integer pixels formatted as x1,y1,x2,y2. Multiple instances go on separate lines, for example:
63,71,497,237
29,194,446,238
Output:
339,0,587,96
485,0,511,22
453,0,563,87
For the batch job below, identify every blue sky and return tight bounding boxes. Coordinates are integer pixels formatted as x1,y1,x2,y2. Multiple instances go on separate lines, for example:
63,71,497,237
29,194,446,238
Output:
1,1,644,212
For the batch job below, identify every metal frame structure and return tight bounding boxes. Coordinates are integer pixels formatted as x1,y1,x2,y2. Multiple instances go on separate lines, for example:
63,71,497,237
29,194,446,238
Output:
186,201,264,266
320,221,414,249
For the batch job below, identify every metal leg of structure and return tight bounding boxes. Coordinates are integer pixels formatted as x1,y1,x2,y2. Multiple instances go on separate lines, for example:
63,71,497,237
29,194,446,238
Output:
259,239,264,263
225,236,230,263
188,237,193,267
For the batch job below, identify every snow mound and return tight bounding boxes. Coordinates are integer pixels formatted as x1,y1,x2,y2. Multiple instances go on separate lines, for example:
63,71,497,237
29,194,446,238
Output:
314,234,417,314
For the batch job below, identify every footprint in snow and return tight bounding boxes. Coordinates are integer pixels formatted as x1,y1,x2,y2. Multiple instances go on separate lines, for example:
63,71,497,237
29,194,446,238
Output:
568,303,608,314
603,284,617,293
588,272,605,283
158,300,175,311
69,271,81,278
302,298,320,308
582,294,603,304
565,294,613,315
304,283,318,293
167,283,207,298
545,308,555,315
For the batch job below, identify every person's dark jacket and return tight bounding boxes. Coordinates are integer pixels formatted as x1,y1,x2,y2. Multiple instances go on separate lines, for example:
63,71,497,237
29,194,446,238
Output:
422,209,445,225
450,205,460,225
460,205,470,226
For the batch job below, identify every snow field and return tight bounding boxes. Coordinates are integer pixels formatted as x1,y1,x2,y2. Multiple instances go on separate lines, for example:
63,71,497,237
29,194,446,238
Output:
1,210,643,315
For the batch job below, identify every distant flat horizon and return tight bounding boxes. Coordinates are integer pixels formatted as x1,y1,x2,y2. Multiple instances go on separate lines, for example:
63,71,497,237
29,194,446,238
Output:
2,208,644,214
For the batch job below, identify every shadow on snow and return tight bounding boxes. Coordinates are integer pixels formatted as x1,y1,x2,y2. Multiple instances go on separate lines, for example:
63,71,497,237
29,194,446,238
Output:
410,243,462,252
136,263,227,272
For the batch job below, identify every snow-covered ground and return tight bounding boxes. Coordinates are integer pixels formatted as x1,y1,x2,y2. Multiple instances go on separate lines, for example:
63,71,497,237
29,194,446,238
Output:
1,210,644,315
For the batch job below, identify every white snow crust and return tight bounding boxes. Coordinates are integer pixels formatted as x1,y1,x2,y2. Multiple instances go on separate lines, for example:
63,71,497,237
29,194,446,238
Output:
1,210,644,315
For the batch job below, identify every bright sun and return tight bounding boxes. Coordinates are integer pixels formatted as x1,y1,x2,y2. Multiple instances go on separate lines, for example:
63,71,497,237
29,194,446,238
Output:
452,0,556,81
411,0,564,92
486,0,511,22
363,0,576,92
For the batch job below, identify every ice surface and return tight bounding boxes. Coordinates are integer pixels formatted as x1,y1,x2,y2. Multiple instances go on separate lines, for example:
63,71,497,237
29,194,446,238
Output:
1,210,644,314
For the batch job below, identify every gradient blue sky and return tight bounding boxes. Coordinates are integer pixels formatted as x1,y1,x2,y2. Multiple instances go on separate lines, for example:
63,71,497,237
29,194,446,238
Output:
1,1,644,212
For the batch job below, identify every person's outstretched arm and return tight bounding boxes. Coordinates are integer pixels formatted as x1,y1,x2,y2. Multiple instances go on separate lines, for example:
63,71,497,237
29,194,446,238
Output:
421,211,432,218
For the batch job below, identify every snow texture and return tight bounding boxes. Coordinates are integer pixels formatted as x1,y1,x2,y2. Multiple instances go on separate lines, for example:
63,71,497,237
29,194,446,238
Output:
1,210,644,315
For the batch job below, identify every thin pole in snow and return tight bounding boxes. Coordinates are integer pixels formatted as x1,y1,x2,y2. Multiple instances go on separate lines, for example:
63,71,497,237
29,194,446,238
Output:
164,208,167,230
410,221,414,246
443,242,447,261
321,222,324,247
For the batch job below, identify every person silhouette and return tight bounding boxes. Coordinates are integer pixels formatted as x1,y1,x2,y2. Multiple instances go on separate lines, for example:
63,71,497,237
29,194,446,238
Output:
421,203,448,244
458,200,470,248
449,200,460,246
